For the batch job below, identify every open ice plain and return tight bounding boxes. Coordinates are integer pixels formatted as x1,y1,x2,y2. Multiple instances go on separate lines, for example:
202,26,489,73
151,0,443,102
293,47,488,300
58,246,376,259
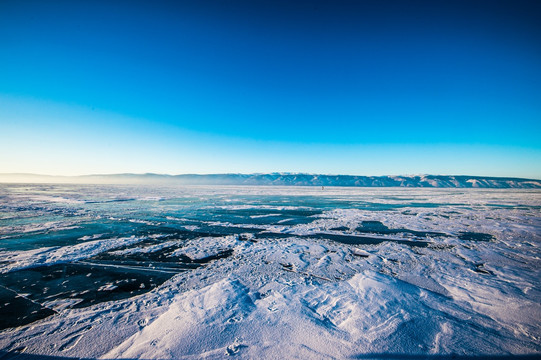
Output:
0,184,540,359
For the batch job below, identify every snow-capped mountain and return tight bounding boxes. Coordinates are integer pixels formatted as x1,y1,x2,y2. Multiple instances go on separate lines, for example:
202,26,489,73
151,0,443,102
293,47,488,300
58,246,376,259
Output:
1,173,540,188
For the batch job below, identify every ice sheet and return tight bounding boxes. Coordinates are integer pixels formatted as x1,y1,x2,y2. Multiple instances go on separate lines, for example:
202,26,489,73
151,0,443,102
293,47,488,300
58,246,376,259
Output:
0,184,539,359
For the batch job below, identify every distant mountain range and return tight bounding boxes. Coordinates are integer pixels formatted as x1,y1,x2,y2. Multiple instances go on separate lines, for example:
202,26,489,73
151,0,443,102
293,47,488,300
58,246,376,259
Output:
1,173,540,188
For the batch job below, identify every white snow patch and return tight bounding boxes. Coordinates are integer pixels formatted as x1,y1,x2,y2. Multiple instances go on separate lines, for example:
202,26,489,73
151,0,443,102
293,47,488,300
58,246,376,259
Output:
0,236,144,273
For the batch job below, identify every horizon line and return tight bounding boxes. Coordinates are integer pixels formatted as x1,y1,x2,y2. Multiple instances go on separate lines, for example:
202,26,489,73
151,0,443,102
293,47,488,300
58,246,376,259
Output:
1,172,540,181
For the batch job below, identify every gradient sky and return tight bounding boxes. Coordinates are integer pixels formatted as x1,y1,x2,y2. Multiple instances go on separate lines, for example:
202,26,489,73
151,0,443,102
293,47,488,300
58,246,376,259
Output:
1,0,540,178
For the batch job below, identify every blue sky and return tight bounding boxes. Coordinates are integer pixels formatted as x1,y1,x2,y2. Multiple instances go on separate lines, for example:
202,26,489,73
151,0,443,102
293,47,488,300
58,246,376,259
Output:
1,0,540,178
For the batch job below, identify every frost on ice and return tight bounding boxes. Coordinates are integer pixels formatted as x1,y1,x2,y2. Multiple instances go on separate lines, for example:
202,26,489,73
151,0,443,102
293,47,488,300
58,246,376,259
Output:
0,184,540,358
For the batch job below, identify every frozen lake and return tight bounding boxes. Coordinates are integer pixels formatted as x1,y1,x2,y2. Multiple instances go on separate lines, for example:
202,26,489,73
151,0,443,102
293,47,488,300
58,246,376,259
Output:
0,184,540,358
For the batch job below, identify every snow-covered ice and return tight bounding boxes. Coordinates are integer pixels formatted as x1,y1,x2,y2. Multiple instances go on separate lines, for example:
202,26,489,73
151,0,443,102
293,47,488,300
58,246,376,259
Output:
0,184,539,358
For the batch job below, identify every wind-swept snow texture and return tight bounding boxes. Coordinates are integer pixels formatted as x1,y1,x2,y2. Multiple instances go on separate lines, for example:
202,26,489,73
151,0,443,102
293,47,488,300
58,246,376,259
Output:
0,184,540,359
